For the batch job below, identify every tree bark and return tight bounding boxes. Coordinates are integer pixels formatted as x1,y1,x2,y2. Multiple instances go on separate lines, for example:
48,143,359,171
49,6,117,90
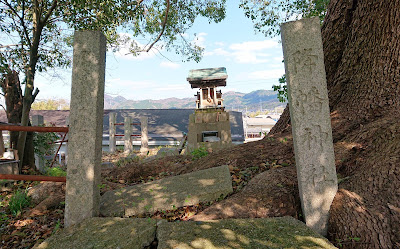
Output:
17,9,43,169
0,70,23,148
270,0,400,247
322,0,400,124
0,70,36,168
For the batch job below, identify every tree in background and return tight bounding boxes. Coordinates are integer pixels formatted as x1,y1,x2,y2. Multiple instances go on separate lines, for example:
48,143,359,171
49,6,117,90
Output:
0,0,227,170
242,0,400,247
240,0,329,102
239,0,329,36
0,70,23,149
31,99,69,110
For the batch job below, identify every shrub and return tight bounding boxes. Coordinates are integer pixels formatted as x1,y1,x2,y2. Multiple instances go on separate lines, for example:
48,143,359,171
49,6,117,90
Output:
191,146,208,160
46,166,67,177
33,129,59,165
8,190,31,216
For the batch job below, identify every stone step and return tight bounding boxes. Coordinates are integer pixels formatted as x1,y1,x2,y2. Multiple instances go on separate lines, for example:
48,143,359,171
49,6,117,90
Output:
100,165,233,217
35,216,337,249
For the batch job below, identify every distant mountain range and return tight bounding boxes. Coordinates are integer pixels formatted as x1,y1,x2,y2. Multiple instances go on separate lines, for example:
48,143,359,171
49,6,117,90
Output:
104,90,286,112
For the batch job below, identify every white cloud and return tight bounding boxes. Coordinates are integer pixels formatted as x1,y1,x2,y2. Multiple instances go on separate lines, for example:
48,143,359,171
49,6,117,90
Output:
106,78,157,89
232,51,270,64
105,78,161,99
160,61,181,69
193,32,207,48
204,47,230,57
229,40,279,51
214,41,225,46
248,69,285,80
204,39,281,65
156,84,187,91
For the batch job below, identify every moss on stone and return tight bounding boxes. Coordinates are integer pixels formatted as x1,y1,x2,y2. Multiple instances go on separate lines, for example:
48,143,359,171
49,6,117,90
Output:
157,216,337,249
34,217,156,249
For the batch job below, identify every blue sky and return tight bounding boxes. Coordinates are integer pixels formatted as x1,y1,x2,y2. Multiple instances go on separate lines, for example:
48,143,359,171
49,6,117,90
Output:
34,2,284,101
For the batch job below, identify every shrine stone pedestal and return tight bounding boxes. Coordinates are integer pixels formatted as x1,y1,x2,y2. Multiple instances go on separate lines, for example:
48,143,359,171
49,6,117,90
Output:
187,108,232,152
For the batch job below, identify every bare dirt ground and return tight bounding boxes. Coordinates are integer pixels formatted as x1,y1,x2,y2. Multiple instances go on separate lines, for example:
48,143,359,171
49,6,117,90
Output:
2,116,398,248
1,133,298,248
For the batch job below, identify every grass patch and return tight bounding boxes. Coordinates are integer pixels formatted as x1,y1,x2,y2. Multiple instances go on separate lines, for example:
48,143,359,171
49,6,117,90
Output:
8,190,31,216
46,167,67,177
191,146,208,160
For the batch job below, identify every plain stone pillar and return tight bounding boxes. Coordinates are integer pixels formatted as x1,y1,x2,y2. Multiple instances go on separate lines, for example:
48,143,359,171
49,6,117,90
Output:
32,115,45,173
109,112,116,153
281,17,338,236
140,117,148,155
124,116,133,154
65,31,106,227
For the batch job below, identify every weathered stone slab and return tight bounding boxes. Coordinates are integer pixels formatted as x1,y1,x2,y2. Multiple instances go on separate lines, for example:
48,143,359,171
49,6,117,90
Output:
156,147,179,157
100,165,233,217
281,17,338,235
34,217,156,249
65,31,106,227
101,162,115,169
157,216,337,249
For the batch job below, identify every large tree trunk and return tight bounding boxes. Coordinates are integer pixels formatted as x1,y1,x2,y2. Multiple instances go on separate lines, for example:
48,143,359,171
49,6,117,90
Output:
322,1,400,248
0,70,23,148
0,70,36,169
270,0,400,248
17,10,44,170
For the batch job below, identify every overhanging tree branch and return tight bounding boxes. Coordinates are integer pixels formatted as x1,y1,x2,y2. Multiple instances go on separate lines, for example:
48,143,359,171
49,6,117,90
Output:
41,0,58,25
145,0,170,52
20,0,32,47
1,0,33,47
31,88,39,103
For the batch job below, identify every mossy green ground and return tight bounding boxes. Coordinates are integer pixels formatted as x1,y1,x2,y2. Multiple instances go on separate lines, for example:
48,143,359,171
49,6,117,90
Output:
34,218,156,249
157,217,337,249
36,216,336,249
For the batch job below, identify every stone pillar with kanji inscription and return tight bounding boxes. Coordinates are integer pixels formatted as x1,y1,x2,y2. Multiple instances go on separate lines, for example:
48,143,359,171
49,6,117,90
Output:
281,17,338,236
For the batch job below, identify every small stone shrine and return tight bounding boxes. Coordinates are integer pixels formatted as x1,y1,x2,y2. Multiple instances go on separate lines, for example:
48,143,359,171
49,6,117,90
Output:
187,67,232,151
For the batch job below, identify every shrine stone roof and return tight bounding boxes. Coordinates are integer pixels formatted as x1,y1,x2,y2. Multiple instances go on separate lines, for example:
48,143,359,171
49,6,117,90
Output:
187,67,227,88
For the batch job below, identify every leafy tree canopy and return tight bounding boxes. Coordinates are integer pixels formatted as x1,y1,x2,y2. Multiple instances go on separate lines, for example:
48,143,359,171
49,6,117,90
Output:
239,0,329,102
239,0,329,37
0,0,227,77
0,0,226,165
31,98,69,110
